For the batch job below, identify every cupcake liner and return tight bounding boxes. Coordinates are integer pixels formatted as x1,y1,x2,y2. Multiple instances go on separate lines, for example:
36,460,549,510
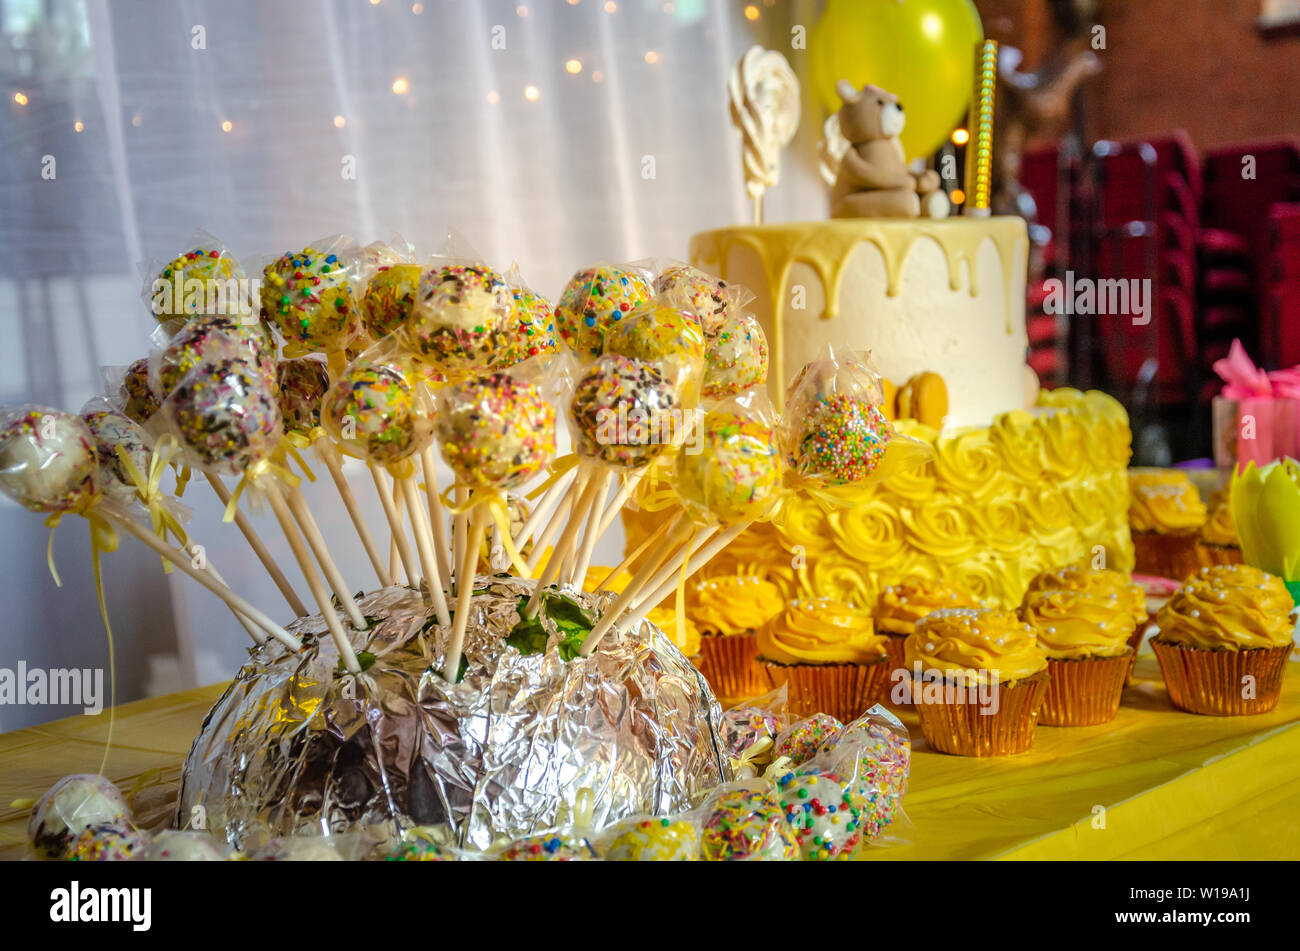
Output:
1151,638,1292,716
911,670,1049,756
695,633,766,702
1131,531,1201,582
1123,624,1146,686
761,657,890,722
1041,652,1131,726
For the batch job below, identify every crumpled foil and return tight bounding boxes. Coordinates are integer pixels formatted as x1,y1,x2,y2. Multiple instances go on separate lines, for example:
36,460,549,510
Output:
177,577,728,852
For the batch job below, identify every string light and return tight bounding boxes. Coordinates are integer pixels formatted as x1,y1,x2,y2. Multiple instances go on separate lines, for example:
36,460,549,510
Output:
221,120,233,133
591,70,604,83
131,113,141,127
13,92,28,106
604,1,617,12
74,120,84,133
644,51,660,64
487,90,501,104
952,128,970,146
524,85,540,102
516,4,529,15
369,0,381,5
392,77,409,94
565,59,583,74
412,2,423,12
951,188,966,205
333,115,346,128
744,4,759,20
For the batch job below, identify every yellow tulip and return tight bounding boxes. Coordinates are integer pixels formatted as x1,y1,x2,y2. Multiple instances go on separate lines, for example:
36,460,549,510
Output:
1230,459,1300,581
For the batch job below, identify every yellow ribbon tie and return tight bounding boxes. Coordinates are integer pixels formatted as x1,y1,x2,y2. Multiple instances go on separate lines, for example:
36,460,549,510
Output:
279,433,318,482
223,457,301,522
527,452,580,500
117,437,190,572
438,485,531,578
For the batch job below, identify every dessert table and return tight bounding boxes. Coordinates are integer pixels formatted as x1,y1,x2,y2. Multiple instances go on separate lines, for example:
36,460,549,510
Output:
2,656,1297,860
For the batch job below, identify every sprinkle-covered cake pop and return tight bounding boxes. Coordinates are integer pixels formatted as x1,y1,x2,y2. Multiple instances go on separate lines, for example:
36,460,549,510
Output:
784,357,894,485
156,315,277,397
703,310,768,399
819,715,911,841
0,408,99,514
166,357,282,474
382,838,458,862
720,705,787,761
406,264,514,374
121,358,161,424
276,358,331,436
699,787,800,861
434,371,556,489
82,408,153,503
28,774,131,859
251,837,344,861
655,264,734,335
496,286,557,367
570,354,680,467
321,361,434,466
360,262,422,339
555,265,653,359
774,713,843,766
150,245,251,324
674,410,781,524
497,833,596,861
601,817,700,861
261,246,358,352
64,824,149,862
139,829,228,861
602,300,706,403
776,767,867,861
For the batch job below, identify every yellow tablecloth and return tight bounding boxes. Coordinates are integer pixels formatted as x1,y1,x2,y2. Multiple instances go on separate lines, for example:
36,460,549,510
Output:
2,658,1298,860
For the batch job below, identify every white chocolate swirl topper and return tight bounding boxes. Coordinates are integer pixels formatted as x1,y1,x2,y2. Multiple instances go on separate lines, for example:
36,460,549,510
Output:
728,45,800,224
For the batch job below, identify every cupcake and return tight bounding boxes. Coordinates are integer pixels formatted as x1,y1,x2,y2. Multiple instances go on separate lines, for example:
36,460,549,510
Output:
1151,564,1296,716
1197,488,1243,568
687,575,785,701
1128,468,1208,579
1024,563,1150,662
874,578,981,689
1020,589,1136,726
757,598,889,721
904,608,1049,756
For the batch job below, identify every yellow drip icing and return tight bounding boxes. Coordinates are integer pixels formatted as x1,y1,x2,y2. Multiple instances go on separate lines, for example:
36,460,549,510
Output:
689,217,1027,409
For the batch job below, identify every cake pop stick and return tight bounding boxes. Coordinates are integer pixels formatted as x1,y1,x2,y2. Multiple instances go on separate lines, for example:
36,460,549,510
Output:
388,476,408,585
397,473,451,627
316,440,391,587
593,515,674,593
203,473,308,616
419,446,454,588
452,485,469,594
443,505,490,681
512,465,578,552
570,469,614,586
523,468,600,618
283,485,369,631
372,467,419,587
524,486,578,576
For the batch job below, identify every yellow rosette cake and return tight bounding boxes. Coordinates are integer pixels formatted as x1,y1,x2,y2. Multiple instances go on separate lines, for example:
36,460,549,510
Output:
1020,588,1137,726
756,597,888,721
1151,564,1296,716
904,607,1049,756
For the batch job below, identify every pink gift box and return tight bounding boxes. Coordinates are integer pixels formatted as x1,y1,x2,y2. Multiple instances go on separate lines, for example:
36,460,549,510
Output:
1213,395,1299,470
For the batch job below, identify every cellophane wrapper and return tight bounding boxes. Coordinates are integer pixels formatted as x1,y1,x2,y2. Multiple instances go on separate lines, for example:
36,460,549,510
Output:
178,577,727,853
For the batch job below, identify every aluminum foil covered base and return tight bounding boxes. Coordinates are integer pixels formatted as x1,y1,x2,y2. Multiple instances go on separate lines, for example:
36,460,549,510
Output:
178,578,728,852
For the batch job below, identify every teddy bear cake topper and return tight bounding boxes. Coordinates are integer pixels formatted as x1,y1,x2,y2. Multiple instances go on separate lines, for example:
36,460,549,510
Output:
821,79,951,221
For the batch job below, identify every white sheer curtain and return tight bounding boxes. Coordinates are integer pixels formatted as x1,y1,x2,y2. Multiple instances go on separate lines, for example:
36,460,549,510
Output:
0,0,826,728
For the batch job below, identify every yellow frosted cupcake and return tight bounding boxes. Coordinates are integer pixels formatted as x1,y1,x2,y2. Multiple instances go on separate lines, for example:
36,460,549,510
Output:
1024,563,1150,678
1020,589,1136,726
874,578,981,693
757,597,888,721
687,575,784,701
904,608,1049,756
1128,468,1208,579
1197,488,1242,569
1152,564,1296,716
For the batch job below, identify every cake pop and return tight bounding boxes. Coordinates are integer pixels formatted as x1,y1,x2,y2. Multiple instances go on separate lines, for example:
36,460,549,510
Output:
156,315,276,396
381,838,458,862
277,358,331,436
655,263,740,335
28,774,131,859
120,358,161,424
149,244,251,324
601,817,700,861
555,265,653,359
0,408,100,514
321,361,434,467
434,371,556,490
602,300,706,404
251,837,344,861
496,833,596,861
360,262,422,340
496,285,557,367
165,356,282,475
703,310,768,399
720,704,787,761
570,354,680,468
784,357,893,486
64,824,149,862
819,714,911,841
699,786,800,861
776,766,867,861
774,713,843,766
138,829,229,861
82,407,154,504
406,263,514,374
261,245,359,352
674,409,781,525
